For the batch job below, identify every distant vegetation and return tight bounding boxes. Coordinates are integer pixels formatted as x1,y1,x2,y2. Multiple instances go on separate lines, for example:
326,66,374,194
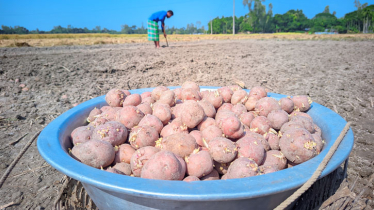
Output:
0,0,373,35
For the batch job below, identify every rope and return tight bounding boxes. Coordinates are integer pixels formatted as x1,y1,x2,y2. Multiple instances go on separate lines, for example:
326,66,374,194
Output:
275,122,352,210
0,130,41,188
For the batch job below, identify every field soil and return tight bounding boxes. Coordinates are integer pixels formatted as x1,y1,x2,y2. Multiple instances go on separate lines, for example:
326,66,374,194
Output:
0,39,373,209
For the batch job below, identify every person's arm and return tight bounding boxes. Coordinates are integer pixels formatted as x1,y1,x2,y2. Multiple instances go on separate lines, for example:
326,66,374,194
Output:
161,21,166,38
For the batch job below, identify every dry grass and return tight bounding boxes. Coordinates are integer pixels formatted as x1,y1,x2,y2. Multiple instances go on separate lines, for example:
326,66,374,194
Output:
0,33,373,47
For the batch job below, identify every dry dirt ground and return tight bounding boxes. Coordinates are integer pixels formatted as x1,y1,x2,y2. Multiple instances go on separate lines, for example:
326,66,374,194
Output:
0,39,373,209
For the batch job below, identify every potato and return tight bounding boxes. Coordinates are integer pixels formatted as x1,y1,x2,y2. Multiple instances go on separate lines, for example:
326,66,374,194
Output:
129,125,159,149
214,161,230,175
279,128,317,164
181,88,202,101
312,133,324,154
183,176,200,182
114,144,136,164
279,97,294,114
205,91,224,109
113,162,132,176
228,85,242,92
239,112,255,127
290,116,315,133
244,96,258,111
151,86,169,101
180,100,205,128
160,118,188,137
130,146,160,177
231,89,248,105
142,97,155,105
136,103,152,115
105,89,126,107
123,94,142,106
71,126,94,145
244,131,270,151
140,92,152,100
116,106,145,129
201,125,223,145
158,90,176,107
170,103,182,119
201,169,220,181
259,165,279,174
236,136,266,165
182,81,200,92
71,140,115,169
121,89,131,96
221,174,228,180
141,151,185,180
159,133,197,158
267,110,289,130
186,150,214,178
292,95,312,112
255,97,281,117
198,100,217,118
152,103,172,125
289,111,313,121
279,121,305,135
197,117,217,131
100,106,112,113
208,137,237,163
92,121,128,146
221,116,245,140
190,130,203,147
215,110,236,128
102,107,122,121
138,114,163,134
249,86,267,100
218,86,234,103
225,157,259,179
217,103,233,113
250,116,271,135
176,155,187,180
262,150,287,170
287,160,299,168
89,116,109,128
232,104,247,116
200,90,210,99
87,107,102,123
106,167,124,175
173,88,182,100
313,124,322,137
264,131,280,150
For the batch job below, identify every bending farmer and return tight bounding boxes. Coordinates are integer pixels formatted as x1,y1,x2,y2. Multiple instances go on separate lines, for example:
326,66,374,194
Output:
148,10,174,48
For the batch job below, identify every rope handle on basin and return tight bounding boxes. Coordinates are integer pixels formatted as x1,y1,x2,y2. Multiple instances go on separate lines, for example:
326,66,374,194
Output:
274,121,352,210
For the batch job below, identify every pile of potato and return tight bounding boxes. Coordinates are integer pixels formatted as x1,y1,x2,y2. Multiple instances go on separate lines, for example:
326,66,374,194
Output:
69,82,323,181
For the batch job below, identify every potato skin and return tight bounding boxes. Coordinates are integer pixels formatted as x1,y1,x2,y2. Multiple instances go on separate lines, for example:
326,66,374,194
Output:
87,107,102,123
105,89,126,107
152,103,172,125
231,89,248,105
221,116,245,140
113,162,132,175
290,116,315,133
106,168,125,175
208,137,238,163
71,126,94,145
158,90,176,107
141,151,185,180
102,107,122,121
244,96,258,111
201,169,220,181
91,121,128,146
226,157,259,179
279,98,294,114
180,100,205,128
137,103,152,115
255,97,281,117
190,130,203,147
197,117,217,131
249,86,267,100
239,112,255,127
244,131,271,151
205,91,223,109
116,106,145,129
186,150,214,178
183,176,200,182
312,133,324,154
218,86,234,103
280,121,305,135
262,150,287,170
198,100,217,118
151,86,169,101
160,118,189,137
201,125,223,145
214,161,230,175
236,136,266,165
123,94,142,106
181,88,202,101
129,125,159,149
160,133,197,158
250,116,271,135
182,81,200,92
267,110,289,130
130,146,160,177
259,165,279,174
232,104,247,116
138,114,164,134
217,103,233,113
89,116,109,128
265,132,280,150
140,92,152,100
289,111,313,121
292,95,312,112
279,128,317,164
115,143,136,164
71,140,115,169
173,88,182,100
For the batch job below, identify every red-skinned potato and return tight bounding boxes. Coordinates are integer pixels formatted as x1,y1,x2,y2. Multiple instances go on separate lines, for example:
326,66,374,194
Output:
228,85,242,92
113,162,132,176
140,92,152,100
102,107,122,121
313,124,322,137
123,94,142,106
217,103,233,113
279,128,317,164
250,116,271,135
279,121,305,136
231,89,248,105
279,97,294,114
205,91,223,109
180,100,205,128
249,86,267,100
141,151,185,180
215,110,236,128
312,133,324,154
218,86,234,103
129,125,159,149
100,106,112,113
198,100,217,118
181,88,202,101
289,111,313,121
173,88,182,100
151,86,169,101
137,103,152,115
264,131,280,150
87,107,102,123
152,103,172,125
71,126,94,145
292,95,312,112
115,144,136,164
130,146,160,177
244,131,271,151
201,125,223,145
159,133,197,158
244,96,258,111
267,110,289,130
138,114,163,134
221,116,245,140
232,104,247,116
183,176,200,182
89,116,109,128
208,137,238,163
158,90,176,107
226,157,259,179
190,130,203,147
200,90,210,99
116,106,145,129
214,161,230,175
185,150,214,178
106,167,124,175
160,118,188,137
239,112,255,127
121,90,131,96
236,136,266,165
105,89,126,107
255,97,281,117
197,117,217,131
171,103,182,119
201,169,220,181
262,150,287,170
182,81,200,92
176,156,187,180
71,140,115,169
290,116,315,133
92,121,128,146
259,165,279,174
142,97,155,105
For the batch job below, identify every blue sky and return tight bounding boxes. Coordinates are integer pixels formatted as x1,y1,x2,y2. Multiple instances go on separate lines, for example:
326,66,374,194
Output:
0,0,373,31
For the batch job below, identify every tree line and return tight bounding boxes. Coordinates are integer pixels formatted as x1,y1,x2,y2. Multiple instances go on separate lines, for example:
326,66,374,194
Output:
0,0,373,35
